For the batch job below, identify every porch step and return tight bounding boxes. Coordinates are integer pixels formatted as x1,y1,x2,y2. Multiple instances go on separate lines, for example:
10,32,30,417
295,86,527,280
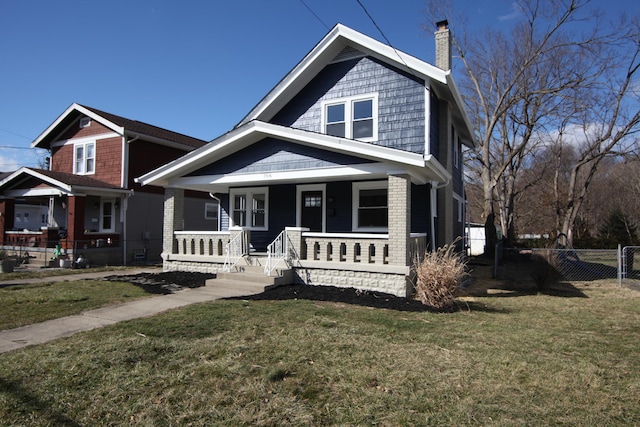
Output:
207,268,294,294
205,278,271,295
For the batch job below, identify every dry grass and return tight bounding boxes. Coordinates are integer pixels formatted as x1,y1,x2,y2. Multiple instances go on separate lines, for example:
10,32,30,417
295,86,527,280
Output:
0,280,150,330
413,242,468,309
1,263,640,425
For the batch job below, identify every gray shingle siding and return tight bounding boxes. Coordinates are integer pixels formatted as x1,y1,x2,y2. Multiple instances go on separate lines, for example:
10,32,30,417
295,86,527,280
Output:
187,138,372,177
272,55,426,154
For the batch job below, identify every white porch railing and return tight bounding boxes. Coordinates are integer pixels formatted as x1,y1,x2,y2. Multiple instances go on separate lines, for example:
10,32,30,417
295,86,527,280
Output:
223,229,248,272
265,229,288,276
173,231,229,256
301,232,389,264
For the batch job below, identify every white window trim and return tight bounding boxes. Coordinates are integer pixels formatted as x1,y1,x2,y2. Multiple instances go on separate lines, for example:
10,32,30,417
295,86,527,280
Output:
321,93,378,142
229,187,268,231
100,199,115,232
296,183,326,232
73,140,96,175
79,117,91,128
454,193,464,223
352,181,388,232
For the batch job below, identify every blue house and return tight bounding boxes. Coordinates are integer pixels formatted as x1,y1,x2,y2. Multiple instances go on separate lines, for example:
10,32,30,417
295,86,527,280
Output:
137,22,474,297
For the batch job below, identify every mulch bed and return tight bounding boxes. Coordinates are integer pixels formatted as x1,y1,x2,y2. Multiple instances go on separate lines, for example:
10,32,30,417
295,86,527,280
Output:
105,271,435,312
104,272,215,294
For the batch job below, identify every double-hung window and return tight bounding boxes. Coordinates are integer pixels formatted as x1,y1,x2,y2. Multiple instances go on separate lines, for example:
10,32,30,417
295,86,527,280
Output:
352,181,388,232
323,94,377,141
100,199,115,232
74,141,95,175
230,187,268,230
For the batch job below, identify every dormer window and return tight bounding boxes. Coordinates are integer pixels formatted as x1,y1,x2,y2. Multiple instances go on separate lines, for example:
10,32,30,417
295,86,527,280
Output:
79,117,91,128
74,141,95,175
323,94,378,141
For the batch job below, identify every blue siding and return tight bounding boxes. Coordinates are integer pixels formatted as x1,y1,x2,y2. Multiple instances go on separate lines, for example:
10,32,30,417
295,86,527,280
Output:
219,193,230,231
272,55,426,154
187,138,372,177
249,184,296,251
452,135,463,196
429,89,440,160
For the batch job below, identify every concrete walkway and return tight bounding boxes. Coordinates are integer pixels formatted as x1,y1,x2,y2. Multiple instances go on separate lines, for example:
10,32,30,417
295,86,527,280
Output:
0,268,250,354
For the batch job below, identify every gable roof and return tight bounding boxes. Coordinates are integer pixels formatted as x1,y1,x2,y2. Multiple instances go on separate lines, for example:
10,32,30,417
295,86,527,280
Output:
238,23,474,146
0,167,132,198
136,120,450,192
31,103,207,151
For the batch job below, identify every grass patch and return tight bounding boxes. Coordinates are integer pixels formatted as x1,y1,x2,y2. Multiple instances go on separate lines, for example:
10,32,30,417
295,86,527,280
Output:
0,280,150,330
1,281,639,425
0,266,136,282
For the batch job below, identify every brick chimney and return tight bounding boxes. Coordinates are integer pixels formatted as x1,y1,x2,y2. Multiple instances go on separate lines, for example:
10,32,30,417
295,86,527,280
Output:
435,20,451,71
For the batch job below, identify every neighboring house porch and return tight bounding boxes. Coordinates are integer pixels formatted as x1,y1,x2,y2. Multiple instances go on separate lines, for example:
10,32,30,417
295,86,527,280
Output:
0,168,132,265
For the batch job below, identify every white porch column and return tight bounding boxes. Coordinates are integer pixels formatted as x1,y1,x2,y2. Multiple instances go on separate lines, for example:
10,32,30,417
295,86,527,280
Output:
162,188,184,259
388,174,411,265
285,227,308,261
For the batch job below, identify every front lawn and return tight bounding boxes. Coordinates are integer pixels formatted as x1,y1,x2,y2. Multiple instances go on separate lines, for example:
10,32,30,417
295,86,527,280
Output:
0,280,150,330
1,275,639,425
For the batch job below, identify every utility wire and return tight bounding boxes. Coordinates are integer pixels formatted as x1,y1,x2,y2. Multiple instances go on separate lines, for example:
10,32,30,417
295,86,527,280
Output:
0,146,37,150
0,127,32,141
298,0,330,31
355,0,393,46
354,0,420,80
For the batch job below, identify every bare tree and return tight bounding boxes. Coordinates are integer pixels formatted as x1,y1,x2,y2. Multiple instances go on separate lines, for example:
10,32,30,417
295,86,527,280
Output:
551,37,640,246
425,0,640,247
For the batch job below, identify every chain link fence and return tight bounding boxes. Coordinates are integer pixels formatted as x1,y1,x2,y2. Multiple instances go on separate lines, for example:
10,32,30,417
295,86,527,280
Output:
621,246,640,289
498,247,622,285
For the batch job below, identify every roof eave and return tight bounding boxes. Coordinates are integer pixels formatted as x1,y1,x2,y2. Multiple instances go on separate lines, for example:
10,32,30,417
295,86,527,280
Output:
136,121,429,187
238,24,447,127
31,103,125,149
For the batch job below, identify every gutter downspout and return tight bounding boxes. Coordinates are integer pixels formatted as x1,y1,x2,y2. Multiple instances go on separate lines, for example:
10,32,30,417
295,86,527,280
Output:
122,135,139,188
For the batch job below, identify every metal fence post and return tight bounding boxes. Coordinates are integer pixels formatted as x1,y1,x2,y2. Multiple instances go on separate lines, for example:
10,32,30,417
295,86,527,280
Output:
618,244,622,287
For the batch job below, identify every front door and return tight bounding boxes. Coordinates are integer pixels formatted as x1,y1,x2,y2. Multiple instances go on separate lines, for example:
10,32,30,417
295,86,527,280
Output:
301,191,323,232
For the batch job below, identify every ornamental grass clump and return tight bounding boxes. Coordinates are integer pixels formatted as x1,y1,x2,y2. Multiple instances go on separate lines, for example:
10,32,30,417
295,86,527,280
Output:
413,242,468,310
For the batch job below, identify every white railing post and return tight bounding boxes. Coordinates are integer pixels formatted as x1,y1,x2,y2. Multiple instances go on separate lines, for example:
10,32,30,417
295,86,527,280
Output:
223,228,247,272
265,229,287,276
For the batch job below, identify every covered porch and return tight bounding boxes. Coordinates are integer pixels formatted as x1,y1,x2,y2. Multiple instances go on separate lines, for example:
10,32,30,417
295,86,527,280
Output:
0,168,131,266
137,121,450,297
160,173,429,297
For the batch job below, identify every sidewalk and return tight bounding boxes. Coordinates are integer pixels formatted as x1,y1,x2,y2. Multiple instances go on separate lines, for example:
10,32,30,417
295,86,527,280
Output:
0,268,250,354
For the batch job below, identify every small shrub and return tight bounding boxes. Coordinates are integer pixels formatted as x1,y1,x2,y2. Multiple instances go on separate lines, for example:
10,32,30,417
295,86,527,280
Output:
413,242,468,310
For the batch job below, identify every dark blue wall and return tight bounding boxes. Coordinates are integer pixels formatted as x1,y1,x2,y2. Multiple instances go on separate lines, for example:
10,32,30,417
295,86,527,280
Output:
429,89,440,160
452,135,463,196
411,183,430,234
326,180,353,232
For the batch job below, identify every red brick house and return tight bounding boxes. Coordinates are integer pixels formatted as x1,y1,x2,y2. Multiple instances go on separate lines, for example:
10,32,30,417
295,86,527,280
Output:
0,103,211,265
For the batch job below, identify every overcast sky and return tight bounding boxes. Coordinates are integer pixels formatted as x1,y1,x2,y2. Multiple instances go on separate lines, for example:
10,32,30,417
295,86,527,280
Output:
1,0,637,171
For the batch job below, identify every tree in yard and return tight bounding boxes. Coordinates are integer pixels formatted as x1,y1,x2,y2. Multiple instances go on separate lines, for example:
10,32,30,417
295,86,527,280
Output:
598,208,637,248
424,0,640,248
